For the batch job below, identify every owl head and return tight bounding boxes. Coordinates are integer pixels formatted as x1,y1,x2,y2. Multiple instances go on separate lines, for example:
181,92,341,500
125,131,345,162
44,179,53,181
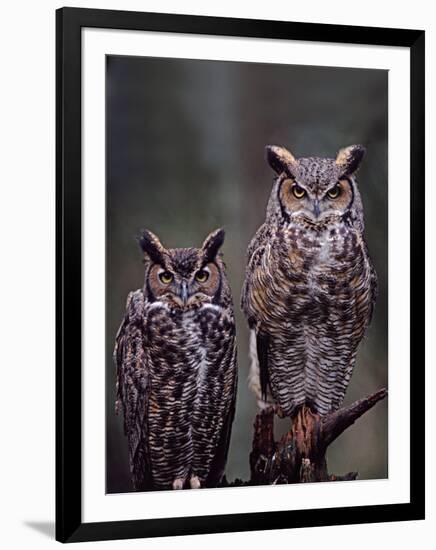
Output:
265,144,366,228
138,228,228,309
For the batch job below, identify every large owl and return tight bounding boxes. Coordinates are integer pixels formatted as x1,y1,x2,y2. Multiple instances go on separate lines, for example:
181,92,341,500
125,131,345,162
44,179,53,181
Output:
114,228,237,491
241,144,377,418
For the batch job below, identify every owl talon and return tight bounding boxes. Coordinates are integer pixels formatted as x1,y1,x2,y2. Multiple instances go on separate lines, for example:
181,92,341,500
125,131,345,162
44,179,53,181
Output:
172,478,186,490
189,476,201,489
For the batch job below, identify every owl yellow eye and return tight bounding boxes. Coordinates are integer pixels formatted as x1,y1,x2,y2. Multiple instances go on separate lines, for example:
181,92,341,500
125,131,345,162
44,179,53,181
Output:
292,185,306,199
327,184,341,199
159,271,173,284
195,269,209,283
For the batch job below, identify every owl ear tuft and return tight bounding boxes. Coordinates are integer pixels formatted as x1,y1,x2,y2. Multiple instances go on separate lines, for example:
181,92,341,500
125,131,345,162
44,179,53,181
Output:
335,145,366,176
138,229,166,264
266,145,297,176
202,228,225,262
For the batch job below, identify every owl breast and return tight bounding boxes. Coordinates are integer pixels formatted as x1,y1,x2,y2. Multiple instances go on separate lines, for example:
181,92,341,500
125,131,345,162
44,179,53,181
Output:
144,302,235,489
254,221,375,417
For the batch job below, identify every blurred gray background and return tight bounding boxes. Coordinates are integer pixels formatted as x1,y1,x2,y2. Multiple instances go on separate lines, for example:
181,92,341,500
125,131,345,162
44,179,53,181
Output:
106,55,388,493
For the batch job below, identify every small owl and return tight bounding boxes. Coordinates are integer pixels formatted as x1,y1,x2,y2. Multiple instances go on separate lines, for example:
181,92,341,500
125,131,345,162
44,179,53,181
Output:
241,144,377,417
114,228,237,491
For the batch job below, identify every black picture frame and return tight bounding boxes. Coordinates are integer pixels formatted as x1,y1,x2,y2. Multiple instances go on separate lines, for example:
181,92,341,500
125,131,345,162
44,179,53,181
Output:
56,6,425,543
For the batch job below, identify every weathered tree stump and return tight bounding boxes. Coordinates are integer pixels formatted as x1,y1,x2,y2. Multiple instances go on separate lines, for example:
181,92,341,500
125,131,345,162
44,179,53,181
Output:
249,388,387,484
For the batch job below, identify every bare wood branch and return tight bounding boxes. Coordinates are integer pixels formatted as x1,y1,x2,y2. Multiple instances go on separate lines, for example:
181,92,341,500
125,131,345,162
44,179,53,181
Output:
249,408,276,485
246,387,387,485
321,388,388,448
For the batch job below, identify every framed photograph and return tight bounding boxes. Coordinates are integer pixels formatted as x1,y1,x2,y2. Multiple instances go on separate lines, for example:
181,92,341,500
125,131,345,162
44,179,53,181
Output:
56,7,425,543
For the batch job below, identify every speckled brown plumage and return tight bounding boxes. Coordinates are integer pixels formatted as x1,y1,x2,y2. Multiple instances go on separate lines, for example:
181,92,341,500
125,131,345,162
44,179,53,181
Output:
241,145,377,417
115,229,237,491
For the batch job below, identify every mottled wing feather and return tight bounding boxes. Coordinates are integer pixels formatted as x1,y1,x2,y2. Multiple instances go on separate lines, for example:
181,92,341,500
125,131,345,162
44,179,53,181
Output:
241,236,268,325
367,247,378,325
241,226,273,402
205,339,238,487
245,223,269,263
114,289,152,491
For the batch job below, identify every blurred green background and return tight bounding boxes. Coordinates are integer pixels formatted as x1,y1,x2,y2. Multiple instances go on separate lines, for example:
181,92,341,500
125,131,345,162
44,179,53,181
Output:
106,55,388,493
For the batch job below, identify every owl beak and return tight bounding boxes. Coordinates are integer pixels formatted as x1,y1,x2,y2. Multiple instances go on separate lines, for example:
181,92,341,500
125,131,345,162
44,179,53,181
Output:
180,281,189,306
313,200,321,219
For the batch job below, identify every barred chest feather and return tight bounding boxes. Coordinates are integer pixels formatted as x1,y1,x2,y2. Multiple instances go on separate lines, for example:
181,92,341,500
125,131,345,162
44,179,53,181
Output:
242,143,377,417
268,222,372,326
254,221,375,416
143,302,235,489
145,302,232,369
